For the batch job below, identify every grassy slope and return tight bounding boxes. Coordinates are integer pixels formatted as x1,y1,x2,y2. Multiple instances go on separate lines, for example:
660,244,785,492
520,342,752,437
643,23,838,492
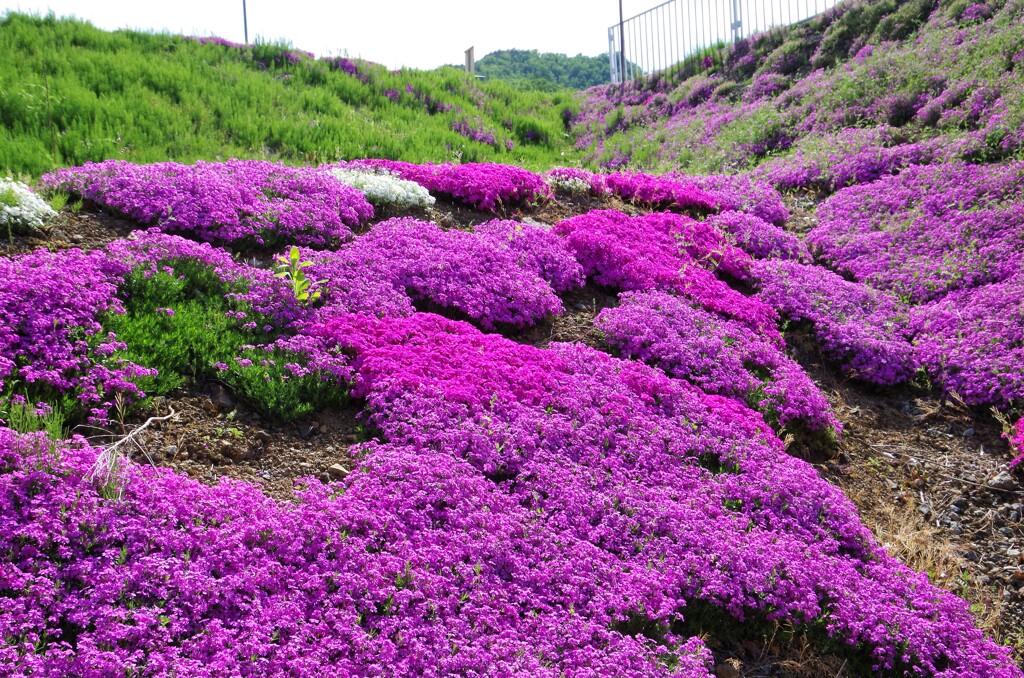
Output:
573,0,1024,175
0,13,579,176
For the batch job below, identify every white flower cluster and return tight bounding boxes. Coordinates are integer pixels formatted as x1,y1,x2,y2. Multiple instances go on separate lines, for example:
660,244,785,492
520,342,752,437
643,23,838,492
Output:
545,174,592,196
0,178,57,234
328,168,435,210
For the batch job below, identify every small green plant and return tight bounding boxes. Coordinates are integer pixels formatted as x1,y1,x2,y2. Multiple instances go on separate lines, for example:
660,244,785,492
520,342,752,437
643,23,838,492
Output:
0,186,17,207
103,258,262,399
222,347,347,422
274,246,324,305
47,189,70,212
0,397,67,440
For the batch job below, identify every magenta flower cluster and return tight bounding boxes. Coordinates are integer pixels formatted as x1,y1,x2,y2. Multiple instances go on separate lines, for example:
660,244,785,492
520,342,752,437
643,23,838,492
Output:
1010,418,1024,469
751,260,917,385
705,210,807,261
0,249,154,422
805,160,1024,418
350,160,551,212
810,161,1024,304
296,311,1015,677
595,291,839,434
305,218,578,329
909,272,1024,408
472,219,585,293
679,173,790,226
554,209,779,337
602,172,720,212
42,160,374,247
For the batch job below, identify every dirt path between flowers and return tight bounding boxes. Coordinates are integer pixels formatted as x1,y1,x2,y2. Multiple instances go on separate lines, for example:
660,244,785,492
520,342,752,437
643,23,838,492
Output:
8,195,1022,674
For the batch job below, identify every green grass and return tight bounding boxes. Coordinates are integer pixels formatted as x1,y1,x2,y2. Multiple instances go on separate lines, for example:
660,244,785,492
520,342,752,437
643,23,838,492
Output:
105,258,348,423
0,12,580,176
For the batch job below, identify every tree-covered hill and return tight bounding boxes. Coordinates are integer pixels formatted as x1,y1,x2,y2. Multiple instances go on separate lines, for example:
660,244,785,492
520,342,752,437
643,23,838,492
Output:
476,49,610,90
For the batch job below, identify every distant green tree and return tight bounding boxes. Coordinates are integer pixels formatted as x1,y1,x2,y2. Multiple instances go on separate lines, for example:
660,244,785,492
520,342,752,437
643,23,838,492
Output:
476,49,610,90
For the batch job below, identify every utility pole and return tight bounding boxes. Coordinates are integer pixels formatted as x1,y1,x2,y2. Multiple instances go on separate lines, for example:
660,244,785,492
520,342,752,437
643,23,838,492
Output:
242,0,249,44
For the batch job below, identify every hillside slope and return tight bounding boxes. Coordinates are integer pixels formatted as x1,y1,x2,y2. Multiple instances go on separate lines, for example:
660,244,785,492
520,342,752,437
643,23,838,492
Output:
572,0,1024,185
0,13,578,175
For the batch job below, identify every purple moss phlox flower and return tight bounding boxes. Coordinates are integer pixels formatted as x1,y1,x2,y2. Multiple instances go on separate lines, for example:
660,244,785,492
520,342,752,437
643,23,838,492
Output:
751,259,917,385
0,249,155,421
909,271,1024,408
554,209,779,339
347,160,550,212
304,217,572,329
810,161,1024,303
42,160,374,247
596,290,840,435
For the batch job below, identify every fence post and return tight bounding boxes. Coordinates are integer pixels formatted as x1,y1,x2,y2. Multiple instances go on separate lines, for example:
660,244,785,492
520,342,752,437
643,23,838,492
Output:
619,0,627,85
731,0,742,42
609,28,617,84
465,46,475,74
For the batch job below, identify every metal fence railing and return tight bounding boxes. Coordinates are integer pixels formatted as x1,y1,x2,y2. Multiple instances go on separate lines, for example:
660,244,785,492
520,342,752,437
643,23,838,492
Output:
609,0,841,83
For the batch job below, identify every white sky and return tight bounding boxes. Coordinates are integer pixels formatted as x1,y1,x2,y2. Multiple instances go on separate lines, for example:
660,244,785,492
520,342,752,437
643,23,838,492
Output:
0,0,661,70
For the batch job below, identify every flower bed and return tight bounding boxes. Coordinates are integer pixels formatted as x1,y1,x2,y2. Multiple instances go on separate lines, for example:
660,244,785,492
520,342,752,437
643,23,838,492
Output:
596,291,839,435
681,173,789,226
42,160,374,247
305,311,1015,677
306,218,570,329
0,178,56,235
705,210,807,261
544,167,610,196
351,160,550,211
554,209,778,337
325,166,435,210
0,249,153,422
810,161,1024,303
603,172,720,212
909,272,1024,408
472,219,585,293
751,260,917,385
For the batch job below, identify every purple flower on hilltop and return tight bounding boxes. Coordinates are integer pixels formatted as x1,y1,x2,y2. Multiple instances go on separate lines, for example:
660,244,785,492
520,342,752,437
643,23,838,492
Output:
810,161,1024,303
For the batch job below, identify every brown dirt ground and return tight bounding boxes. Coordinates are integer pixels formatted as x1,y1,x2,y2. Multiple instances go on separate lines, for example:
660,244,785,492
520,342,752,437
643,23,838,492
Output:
7,187,1022,674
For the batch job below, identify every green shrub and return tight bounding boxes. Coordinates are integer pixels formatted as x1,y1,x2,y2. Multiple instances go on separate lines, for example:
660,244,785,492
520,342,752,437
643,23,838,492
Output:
105,262,254,395
222,348,347,422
